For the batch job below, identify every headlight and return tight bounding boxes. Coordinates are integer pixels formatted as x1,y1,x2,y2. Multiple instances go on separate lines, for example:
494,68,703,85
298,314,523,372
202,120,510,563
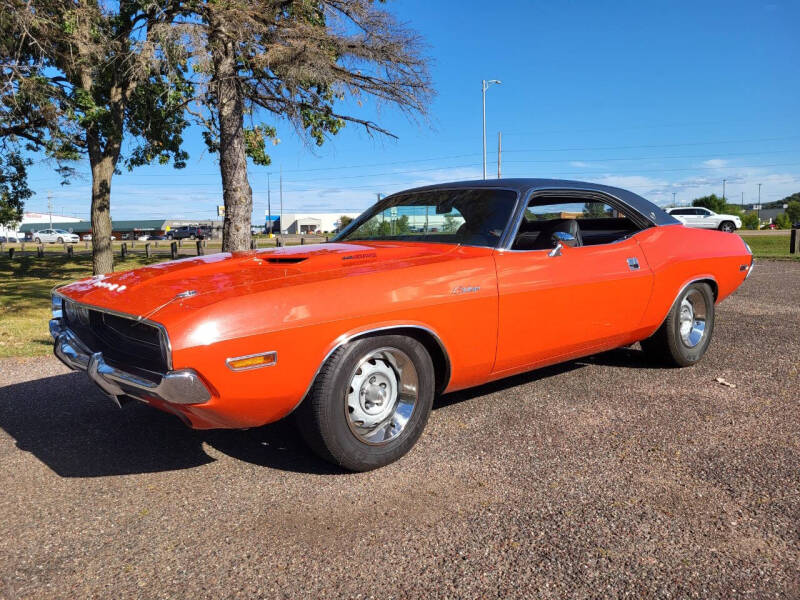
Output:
51,294,63,319
63,299,90,326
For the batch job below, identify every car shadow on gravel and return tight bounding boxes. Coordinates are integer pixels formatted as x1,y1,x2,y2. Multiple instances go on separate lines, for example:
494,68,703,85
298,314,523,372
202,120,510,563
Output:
0,371,341,477
0,347,660,479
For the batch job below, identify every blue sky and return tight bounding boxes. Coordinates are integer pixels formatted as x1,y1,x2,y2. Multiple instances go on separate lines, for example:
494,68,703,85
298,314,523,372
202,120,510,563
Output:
23,0,800,221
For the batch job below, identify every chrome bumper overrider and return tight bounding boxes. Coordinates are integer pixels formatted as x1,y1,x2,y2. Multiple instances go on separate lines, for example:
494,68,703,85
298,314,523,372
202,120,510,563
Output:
51,319,210,407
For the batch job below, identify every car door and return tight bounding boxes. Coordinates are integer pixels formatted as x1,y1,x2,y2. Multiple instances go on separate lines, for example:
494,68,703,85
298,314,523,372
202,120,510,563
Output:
694,208,713,228
492,197,654,375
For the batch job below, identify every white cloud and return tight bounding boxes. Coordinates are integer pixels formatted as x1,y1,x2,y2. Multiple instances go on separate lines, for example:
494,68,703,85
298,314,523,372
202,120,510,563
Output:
701,158,728,169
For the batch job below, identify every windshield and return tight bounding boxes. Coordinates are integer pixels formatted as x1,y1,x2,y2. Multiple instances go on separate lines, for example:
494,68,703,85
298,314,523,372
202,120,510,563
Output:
336,188,518,248
54,229,69,234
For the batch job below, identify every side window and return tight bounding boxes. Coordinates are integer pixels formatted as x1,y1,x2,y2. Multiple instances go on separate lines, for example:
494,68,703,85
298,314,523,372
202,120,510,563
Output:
513,197,643,251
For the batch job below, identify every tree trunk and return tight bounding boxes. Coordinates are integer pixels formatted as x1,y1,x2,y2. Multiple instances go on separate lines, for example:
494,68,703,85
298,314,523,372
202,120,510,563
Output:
211,23,252,253
90,155,115,274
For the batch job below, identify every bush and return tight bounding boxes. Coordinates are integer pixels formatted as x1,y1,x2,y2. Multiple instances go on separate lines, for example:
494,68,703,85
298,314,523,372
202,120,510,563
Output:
786,201,800,224
741,213,760,230
775,213,792,229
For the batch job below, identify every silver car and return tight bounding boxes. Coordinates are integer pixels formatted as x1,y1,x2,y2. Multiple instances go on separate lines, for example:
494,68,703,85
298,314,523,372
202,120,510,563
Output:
33,229,80,244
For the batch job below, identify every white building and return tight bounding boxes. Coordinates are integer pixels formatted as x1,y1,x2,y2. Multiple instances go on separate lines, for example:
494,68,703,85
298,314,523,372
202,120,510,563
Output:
1,212,83,239
272,212,362,234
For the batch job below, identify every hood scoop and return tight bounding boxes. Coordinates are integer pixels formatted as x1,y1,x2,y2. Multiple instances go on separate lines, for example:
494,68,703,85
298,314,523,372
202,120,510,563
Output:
265,256,307,264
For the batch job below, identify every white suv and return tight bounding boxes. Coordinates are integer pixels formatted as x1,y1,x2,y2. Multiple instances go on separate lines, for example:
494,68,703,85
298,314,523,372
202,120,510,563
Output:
667,207,741,233
33,229,80,244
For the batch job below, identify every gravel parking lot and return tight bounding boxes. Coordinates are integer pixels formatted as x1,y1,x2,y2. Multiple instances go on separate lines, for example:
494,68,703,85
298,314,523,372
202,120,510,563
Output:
1,260,798,599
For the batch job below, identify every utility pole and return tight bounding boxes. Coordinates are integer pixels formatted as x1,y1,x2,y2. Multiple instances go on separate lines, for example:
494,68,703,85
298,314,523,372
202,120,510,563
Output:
722,179,726,204
672,192,676,206
757,183,762,222
267,172,272,236
741,191,744,209
497,132,502,179
481,79,501,180
279,166,283,235
48,191,53,228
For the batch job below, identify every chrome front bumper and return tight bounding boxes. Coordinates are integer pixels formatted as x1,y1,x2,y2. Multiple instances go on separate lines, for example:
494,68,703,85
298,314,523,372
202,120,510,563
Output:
51,319,211,407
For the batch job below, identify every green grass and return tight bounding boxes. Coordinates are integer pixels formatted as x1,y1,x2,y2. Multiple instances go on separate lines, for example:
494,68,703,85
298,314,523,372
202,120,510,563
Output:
740,234,800,260
0,253,169,359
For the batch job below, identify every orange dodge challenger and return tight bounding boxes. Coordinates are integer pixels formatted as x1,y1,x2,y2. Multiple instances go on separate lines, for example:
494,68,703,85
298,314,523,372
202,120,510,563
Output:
51,179,753,470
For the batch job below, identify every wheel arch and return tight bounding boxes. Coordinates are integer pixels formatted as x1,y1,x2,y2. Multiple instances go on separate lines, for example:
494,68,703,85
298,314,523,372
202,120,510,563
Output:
296,324,452,414
657,275,719,328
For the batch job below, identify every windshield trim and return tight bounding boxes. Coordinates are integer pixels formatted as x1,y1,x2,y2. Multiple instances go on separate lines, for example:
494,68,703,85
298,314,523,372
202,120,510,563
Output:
332,186,521,248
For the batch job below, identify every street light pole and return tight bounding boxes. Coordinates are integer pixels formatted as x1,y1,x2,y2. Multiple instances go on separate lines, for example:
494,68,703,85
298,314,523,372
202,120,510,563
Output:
482,79,501,180
267,172,272,236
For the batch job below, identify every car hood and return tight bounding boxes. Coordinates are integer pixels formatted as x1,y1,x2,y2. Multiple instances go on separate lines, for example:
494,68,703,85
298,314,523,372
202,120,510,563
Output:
57,241,463,320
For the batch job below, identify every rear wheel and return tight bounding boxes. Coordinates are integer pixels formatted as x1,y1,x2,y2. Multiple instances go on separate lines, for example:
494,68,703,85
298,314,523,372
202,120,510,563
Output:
34,237,41,244
718,221,736,233
57,237,63,244
295,335,435,471
641,282,715,367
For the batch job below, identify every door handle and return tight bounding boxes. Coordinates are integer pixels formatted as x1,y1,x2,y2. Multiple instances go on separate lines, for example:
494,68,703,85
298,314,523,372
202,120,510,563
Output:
627,257,640,270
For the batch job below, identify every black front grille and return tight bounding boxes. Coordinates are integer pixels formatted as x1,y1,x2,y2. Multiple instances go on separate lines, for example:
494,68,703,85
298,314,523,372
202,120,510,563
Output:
64,307,168,372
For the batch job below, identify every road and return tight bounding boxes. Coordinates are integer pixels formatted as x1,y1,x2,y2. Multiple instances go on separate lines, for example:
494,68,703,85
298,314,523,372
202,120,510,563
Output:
1,260,798,599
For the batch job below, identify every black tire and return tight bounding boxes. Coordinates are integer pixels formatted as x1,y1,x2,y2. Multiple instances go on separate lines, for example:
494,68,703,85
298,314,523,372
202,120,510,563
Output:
57,237,63,244
190,234,196,240
640,282,715,367
34,238,41,244
718,221,736,233
295,334,435,471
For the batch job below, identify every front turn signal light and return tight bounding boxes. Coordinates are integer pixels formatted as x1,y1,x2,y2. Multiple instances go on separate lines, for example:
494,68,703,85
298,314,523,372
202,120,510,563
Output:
226,351,277,371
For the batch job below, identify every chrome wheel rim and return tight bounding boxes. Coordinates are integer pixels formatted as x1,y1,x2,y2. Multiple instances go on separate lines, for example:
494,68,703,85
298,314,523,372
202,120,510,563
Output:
721,223,733,232
345,347,418,445
679,289,707,347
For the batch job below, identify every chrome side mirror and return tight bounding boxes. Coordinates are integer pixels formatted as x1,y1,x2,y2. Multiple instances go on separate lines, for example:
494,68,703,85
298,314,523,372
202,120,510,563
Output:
552,231,576,245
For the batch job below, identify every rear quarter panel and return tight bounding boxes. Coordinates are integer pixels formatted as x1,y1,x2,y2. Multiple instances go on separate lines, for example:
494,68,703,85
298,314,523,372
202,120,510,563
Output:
635,224,751,338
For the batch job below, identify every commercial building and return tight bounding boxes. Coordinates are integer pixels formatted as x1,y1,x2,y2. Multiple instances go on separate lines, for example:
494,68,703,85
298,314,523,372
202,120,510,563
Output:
1,212,82,239
270,212,362,234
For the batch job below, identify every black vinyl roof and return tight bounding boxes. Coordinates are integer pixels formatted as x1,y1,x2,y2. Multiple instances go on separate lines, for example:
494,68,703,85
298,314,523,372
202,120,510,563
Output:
395,178,680,226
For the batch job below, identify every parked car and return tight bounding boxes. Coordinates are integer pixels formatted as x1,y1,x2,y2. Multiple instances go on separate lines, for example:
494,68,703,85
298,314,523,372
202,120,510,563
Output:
167,226,208,240
666,207,742,232
33,229,80,244
82,234,117,241
51,179,752,471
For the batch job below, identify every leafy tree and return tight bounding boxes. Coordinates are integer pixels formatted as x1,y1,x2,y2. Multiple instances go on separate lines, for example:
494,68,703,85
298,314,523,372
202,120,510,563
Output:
741,212,760,230
583,202,608,218
184,0,433,251
0,150,32,227
1,0,192,273
394,214,410,235
775,213,791,229
338,215,353,231
692,194,727,213
786,201,800,224
442,213,460,233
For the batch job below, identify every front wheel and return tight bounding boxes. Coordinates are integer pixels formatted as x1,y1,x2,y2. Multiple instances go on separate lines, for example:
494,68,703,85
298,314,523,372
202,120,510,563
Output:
295,335,435,471
34,238,41,244
641,282,715,367
718,221,736,233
